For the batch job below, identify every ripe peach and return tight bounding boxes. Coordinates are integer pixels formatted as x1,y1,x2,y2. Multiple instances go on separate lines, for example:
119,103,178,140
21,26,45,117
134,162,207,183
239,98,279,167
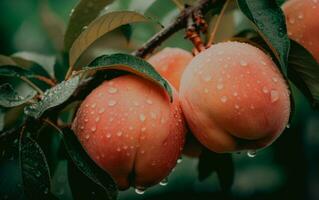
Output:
72,75,186,189
147,47,193,90
180,41,291,153
282,0,319,62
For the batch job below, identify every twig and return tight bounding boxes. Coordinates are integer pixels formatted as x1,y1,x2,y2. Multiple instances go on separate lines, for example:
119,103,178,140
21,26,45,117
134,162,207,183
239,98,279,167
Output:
132,0,224,58
207,0,230,46
20,76,44,96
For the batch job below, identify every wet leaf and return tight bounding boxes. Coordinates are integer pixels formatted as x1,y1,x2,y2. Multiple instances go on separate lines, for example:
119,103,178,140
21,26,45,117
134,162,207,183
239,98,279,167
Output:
64,0,115,51
24,76,80,119
237,0,290,75
62,128,118,200
288,40,319,108
83,53,173,101
69,11,149,67
0,83,36,108
19,131,54,199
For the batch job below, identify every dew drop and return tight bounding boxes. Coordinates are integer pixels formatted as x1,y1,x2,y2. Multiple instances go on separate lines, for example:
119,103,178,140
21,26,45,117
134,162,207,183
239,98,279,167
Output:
146,99,153,105
91,126,96,132
220,96,228,103
297,13,304,19
217,83,224,90
272,77,278,83
85,134,90,139
117,131,123,136
95,116,100,122
139,114,146,122
83,26,88,30
135,187,146,195
233,92,238,97
240,60,248,66
108,87,118,94
235,104,240,109
91,103,96,108
286,124,290,129
108,100,117,106
262,86,269,94
177,157,182,164
84,118,89,122
270,90,279,103
141,127,146,132
106,133,111,138
247,150,257,158
159,177,168,186
288,18,295,24
98,108,105,113
260,61,267,66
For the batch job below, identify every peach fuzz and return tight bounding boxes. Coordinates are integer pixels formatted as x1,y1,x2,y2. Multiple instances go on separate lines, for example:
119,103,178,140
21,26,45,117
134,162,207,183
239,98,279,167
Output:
148,47,193,90
72,74,186,189
282,0,319,62
180,41,291,153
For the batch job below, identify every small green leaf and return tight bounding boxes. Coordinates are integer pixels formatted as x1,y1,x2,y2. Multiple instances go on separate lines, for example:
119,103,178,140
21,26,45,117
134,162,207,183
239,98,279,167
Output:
64,0,115,51
198,149,234,191
12,52,56,79
24,76,80,119
0,83,37,108
237,0,290,75
84,53,173,101
69,11,149,67
62,128,118,200
288,40,319,108
19,132,53,198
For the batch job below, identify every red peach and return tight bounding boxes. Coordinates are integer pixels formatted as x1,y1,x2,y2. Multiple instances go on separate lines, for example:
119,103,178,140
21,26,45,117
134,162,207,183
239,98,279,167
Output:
148,47,193,90
282,0,319,62
72,75,186,189
180,42,291,153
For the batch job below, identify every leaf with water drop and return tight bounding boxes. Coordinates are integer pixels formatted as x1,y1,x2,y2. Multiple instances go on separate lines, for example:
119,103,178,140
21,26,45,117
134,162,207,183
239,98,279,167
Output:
237,0,290,75
24,76,80,119
62,128,118,200
69,11,149,67
19,130,55,199
288,40,319,108
0,83,37,108
64,0,115,51
198,148,234,191
82,53,173,101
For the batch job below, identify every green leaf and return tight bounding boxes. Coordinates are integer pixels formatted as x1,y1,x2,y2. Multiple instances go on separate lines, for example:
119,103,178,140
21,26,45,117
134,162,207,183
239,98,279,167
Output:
237,0,290,75
64,0,115,51
84,53,173,101
0,83,37,108
12,52,56,79
69,11,149,67
24,76,80,119
288,40,319,108
19,132,53,198
0,65,34,78
198,149,234,191
62,128,118,200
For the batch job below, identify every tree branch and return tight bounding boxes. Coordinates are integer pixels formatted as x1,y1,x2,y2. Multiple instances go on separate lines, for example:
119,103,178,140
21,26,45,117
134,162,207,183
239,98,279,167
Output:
132,0,224,58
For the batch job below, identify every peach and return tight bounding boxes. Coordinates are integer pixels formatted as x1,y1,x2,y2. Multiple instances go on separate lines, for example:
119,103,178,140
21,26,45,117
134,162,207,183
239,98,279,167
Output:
282,0,319,62
148,47,193,90
72,74,186,189
180,41,291,153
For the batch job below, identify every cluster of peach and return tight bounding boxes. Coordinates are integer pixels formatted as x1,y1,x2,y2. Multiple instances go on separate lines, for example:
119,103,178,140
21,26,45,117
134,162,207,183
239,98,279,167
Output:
72,0,318,190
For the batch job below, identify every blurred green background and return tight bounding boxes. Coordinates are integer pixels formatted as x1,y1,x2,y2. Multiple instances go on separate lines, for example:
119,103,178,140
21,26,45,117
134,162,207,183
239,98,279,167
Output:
0,0,319,200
